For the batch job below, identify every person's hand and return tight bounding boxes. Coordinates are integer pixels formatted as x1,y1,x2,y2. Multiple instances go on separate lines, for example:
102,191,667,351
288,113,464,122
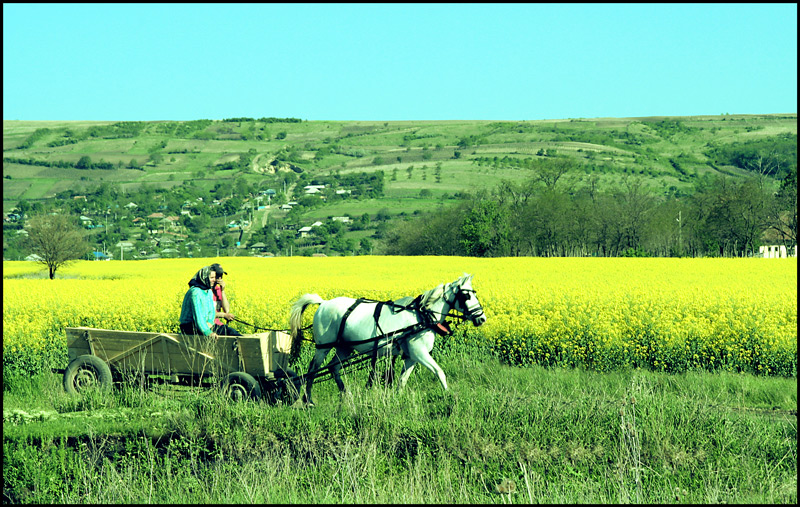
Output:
223,312,235,321
210,332,219,340
217,279,226,290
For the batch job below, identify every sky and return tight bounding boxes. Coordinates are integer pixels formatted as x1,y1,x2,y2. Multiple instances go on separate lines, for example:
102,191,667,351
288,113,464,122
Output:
3,3,797,122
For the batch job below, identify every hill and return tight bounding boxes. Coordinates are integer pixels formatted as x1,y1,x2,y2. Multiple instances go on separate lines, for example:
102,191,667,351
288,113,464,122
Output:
3,114,796,259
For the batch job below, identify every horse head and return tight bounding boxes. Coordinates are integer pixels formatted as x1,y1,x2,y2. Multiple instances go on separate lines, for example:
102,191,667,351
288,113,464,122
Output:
448,274,487,327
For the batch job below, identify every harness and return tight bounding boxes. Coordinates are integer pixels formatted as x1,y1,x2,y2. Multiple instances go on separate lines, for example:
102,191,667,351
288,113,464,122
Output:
316,289,474,352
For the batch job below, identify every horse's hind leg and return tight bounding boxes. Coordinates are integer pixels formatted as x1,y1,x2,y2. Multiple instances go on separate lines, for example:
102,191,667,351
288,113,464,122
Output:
327,347,354,394
398,358,416,388
303,348,329,406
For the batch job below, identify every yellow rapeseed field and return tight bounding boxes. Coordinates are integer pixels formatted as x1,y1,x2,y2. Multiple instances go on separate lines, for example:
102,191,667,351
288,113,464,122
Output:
3,256,797,376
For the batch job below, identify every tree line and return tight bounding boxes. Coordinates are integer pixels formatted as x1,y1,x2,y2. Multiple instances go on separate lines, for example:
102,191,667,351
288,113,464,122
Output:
385,158,797,258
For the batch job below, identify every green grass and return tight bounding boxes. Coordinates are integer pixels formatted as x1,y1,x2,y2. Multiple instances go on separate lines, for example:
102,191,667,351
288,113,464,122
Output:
3,344,796,503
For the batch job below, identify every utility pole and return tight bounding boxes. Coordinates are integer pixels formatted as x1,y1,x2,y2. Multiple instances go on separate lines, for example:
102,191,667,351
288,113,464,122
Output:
676,210,682,256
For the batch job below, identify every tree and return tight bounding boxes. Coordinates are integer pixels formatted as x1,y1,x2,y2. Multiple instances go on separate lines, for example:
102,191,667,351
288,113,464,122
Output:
460,199,511,256
532,157,571,190
770,167,798,247
25,214,90,279
76,155,92,169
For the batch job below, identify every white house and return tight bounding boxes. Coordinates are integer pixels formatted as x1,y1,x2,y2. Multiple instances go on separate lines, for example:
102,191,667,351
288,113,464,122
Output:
759,244,797,258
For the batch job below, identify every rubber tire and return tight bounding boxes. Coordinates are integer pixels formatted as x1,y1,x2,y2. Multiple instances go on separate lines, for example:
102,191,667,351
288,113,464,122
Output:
63,355,113,394
223,372,262,402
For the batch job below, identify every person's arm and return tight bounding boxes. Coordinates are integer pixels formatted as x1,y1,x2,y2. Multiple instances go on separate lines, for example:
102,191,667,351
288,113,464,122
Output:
190,288,216,337
220,287,233,319
218,280,234,321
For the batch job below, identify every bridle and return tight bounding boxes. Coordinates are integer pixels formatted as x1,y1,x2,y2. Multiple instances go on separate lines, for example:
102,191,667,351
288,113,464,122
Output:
425,284,485,327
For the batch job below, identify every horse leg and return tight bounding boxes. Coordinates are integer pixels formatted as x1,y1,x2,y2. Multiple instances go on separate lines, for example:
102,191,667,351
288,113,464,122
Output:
303,348,329,406
398,358,416,388
366,346,394,388
327,347,354,395
366,353,379,388
407,341,448,390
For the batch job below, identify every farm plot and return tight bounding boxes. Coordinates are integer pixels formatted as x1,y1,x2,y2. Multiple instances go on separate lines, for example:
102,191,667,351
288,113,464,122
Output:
2,257,796,378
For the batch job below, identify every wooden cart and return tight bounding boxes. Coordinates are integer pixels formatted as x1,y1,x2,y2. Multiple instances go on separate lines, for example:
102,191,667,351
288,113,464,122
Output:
62,327,300,403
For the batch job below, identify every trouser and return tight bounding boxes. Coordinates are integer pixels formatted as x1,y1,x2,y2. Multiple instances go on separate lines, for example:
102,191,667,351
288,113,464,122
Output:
214,323,242,336
179,322,204,336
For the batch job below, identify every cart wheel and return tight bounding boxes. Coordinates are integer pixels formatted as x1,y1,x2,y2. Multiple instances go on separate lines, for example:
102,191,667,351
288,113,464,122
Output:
223,372,262,402
63,355,113,394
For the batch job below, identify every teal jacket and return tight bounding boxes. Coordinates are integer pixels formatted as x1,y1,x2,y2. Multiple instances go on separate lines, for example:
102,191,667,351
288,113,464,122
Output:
179,286,215,336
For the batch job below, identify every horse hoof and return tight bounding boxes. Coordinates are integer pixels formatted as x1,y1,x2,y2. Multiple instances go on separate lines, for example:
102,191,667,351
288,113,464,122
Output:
291,398,314,409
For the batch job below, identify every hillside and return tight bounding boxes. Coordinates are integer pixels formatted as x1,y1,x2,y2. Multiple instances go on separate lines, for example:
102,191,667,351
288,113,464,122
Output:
3,114,796,259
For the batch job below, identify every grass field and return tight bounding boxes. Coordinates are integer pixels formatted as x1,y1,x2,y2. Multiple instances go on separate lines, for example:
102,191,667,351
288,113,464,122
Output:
3,356,796,503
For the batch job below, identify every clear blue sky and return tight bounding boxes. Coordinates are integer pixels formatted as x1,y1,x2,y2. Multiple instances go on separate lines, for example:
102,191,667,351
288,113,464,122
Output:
3,3,797,121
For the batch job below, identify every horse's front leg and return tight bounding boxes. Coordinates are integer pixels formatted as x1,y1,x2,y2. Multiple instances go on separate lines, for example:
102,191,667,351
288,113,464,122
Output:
406,336,448,390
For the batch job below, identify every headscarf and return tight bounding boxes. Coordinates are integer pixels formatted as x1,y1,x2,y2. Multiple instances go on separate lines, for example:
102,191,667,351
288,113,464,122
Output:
188,265,212,290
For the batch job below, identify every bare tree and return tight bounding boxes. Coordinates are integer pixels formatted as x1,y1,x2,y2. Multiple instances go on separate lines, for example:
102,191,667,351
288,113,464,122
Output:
532,158,571,190
25,214,90,279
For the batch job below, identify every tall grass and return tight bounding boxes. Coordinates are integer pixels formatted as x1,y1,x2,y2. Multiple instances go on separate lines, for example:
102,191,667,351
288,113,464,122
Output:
4,346,796,504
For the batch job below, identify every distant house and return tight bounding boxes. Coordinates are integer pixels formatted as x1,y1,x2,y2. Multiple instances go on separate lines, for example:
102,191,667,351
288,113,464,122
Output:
147,212,165,219
25,253,43,262
298,226,313,238
332,216,351,223
91,251,110,261
73,195,87,201
280,204,293,210
759,245,798,258
124,202,138,209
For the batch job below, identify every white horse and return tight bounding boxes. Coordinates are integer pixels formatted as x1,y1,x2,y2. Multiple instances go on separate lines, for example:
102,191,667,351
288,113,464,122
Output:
289,274,486,406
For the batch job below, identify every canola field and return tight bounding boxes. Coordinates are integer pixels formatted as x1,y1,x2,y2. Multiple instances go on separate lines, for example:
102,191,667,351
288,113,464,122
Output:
2,256,797,377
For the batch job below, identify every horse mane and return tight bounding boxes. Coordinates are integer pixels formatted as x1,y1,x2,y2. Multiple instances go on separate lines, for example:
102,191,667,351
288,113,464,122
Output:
420,283,445,309
419,274,471,310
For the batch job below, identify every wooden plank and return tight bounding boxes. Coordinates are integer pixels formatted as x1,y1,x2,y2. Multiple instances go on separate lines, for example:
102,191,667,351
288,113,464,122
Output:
104,333,177,365
63,327,241,376
271,331,293,372
161,335,171,375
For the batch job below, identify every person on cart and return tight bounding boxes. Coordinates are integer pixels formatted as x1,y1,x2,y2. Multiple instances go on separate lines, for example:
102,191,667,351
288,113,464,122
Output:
210,263,241,336
179,265,219,339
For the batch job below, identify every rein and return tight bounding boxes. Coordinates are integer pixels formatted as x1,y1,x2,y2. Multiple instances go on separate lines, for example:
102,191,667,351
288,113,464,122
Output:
230,317,312,337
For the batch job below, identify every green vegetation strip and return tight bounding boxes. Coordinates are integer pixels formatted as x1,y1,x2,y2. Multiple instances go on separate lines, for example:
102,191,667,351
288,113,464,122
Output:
3,347,796,503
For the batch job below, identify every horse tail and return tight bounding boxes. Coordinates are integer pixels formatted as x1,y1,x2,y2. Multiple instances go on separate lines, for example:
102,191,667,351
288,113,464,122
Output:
289,293,325,361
